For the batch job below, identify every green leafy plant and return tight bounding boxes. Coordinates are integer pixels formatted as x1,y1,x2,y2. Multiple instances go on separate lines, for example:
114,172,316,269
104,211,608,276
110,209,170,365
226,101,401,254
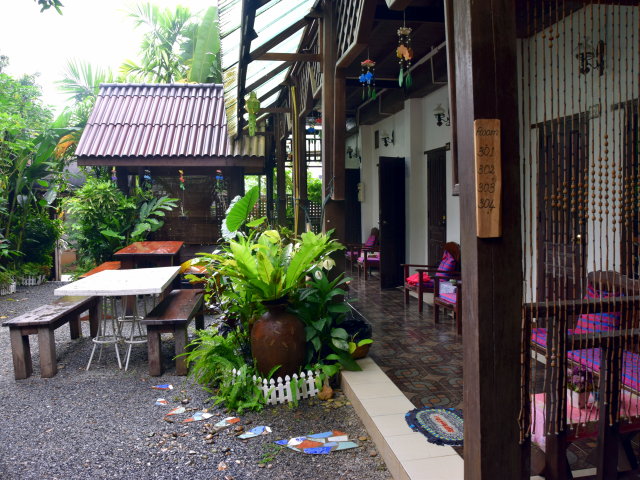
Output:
18,262,50,278
293,271,361,371
224,185,260,236
217,229,343,302
182,327,277,414
0,269,15,287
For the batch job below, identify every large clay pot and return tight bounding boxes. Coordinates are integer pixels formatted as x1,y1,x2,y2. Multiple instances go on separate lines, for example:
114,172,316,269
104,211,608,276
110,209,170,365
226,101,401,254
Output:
250,299,305,378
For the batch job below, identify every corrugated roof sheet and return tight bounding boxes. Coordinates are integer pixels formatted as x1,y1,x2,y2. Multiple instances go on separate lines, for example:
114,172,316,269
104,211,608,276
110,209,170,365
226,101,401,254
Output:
220,0,314,138
76,83,264,160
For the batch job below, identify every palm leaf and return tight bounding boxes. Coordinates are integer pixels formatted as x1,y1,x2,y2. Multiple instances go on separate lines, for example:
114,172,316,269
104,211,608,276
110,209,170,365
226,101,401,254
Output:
188,7,220,82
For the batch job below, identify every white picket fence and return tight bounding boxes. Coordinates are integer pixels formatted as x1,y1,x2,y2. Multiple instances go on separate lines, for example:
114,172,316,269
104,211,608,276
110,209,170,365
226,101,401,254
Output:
232,369,321,406
18,275,46,286
0,281,16,296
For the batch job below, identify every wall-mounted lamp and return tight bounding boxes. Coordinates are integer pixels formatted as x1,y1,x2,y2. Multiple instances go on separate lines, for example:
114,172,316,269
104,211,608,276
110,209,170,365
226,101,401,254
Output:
381,130,394,147
346,146,354,158
433,104,450,127
575,38,605,76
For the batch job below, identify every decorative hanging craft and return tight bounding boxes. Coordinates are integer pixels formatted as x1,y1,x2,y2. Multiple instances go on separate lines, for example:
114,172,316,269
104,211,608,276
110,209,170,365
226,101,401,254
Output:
178,169,185,190
359,59,376,100
397,26,413,87
245,91,260,136
111,167,117,183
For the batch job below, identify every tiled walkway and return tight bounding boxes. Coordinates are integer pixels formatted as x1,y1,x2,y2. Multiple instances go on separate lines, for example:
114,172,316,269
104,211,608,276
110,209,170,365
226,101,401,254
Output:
347,274,463,410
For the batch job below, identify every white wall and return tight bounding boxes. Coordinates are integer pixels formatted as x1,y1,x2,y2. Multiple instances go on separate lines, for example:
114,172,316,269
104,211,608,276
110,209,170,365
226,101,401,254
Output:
357,86,460,266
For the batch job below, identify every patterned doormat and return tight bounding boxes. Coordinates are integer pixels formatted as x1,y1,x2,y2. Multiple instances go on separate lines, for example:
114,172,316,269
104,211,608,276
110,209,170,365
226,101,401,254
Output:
405,407,464,446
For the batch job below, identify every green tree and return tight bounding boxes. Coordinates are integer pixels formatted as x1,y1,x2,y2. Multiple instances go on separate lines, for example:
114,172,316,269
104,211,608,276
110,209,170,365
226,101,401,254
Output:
187,6,222,83
121,3,194,83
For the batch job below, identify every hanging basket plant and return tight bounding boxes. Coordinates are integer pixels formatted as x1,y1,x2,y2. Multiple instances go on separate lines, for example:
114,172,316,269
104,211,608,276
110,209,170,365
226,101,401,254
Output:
245,91,261,136
359,59,376,100
397,26,414,88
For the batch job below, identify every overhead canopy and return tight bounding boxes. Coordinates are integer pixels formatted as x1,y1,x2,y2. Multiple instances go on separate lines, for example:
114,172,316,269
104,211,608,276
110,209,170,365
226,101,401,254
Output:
76,83,265,170
219,0,316,138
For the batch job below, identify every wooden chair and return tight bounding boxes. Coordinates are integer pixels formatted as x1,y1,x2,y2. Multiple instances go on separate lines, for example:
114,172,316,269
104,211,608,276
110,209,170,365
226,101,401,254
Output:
402,242,461,313
346,227,379,276
433,276,462,335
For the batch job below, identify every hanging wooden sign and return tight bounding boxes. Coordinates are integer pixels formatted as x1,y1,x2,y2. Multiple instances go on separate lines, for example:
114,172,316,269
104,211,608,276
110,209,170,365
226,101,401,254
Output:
473,119,502,237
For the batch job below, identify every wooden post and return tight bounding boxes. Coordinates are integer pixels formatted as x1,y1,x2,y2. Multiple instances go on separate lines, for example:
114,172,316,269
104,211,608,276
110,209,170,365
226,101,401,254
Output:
228,167,244,199
275,120,287,225
296,111,308,233
453,0,524,479
265,152,274,225
321,0,335,233
116,167,129,195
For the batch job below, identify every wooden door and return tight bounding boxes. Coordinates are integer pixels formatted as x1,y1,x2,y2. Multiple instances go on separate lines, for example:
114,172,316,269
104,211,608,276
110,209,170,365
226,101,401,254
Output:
379,157,406,289
426,148,447,265
537,115,589,301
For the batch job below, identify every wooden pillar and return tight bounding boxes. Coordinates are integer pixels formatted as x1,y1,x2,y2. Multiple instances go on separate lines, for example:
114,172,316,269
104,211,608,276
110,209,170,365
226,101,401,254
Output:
116,167,129,195
265,156,274,225
453,0,523,479
275,120,287,225
321,0,335,233
296,112,308,233
228,167,244,199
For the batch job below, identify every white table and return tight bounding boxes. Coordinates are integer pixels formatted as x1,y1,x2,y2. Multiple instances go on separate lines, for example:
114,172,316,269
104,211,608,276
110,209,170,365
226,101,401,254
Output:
54,266,181,370
54,266,181,297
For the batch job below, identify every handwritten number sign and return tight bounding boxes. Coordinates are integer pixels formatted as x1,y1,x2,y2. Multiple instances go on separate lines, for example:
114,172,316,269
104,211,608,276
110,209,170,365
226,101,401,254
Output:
473,119,501,237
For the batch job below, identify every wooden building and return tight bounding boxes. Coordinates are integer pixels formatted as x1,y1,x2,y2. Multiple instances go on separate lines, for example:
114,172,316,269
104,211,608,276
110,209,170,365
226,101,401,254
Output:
75,82,265,244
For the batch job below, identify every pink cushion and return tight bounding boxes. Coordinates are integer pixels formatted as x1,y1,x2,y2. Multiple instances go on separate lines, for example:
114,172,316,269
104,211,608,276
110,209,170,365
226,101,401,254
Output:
406,272,432,286
574,284,623,333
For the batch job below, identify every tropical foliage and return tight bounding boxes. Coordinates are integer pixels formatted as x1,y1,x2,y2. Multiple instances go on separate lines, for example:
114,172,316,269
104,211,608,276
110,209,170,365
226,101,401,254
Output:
64,178,177,267
0,70,63,274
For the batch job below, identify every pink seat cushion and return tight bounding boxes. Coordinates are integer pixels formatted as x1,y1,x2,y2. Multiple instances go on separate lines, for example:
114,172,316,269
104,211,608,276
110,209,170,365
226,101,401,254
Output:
574,284,623,333
439,292,457,304
405,272,432,286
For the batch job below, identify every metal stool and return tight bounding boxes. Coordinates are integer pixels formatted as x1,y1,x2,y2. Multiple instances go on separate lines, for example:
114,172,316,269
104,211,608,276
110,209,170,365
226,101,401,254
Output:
86,297,122,370
120,294,158,371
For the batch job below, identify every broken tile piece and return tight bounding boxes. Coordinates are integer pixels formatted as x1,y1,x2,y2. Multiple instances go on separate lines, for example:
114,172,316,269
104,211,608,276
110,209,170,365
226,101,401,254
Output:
183,412,214,423
165,407,186,416
335,441,359,451
237,426,271,440
152,384,173,390
155,398,168,406
213,417,240,428
304,446,333,455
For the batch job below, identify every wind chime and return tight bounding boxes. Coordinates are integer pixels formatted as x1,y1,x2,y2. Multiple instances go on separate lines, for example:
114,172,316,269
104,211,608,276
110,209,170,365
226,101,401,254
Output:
245,91,260,136
359,59,376,100
397,25,413,87
111,167,117,183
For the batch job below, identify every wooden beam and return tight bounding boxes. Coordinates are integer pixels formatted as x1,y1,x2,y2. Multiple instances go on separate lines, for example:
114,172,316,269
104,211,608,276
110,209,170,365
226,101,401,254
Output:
262,107,290,114
236,0,258,135
245,62,292,93
336,1,377,69
249,17,309,61
254,53,321,62
454,1,523,479
375,6,445,23
321,2,335,231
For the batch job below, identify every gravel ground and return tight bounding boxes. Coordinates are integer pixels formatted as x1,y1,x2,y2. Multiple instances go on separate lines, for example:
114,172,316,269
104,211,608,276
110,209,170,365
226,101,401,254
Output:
0,283,391,480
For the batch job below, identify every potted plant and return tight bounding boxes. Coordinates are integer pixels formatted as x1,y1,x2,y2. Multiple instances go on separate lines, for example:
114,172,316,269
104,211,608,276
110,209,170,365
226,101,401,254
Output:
0,270,16,296
215,229,343,377
567,365,594,409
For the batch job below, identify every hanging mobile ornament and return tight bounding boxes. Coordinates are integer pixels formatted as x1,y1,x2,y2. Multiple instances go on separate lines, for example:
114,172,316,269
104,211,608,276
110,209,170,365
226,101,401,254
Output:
359,59,376,100
111,167,117,183
178,169,185,190
397,24,414,88
245,91,260,136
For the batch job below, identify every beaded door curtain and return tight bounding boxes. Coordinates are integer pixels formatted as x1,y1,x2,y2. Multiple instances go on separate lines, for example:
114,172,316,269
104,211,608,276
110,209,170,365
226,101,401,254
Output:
516,0,640,453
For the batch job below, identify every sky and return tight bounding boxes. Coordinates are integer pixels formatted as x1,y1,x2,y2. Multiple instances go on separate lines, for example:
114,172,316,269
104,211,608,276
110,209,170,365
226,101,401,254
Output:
0,0,215,114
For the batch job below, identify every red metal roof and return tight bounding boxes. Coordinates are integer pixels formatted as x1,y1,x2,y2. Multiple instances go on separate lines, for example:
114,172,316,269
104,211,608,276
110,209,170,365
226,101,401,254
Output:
76,83,264,162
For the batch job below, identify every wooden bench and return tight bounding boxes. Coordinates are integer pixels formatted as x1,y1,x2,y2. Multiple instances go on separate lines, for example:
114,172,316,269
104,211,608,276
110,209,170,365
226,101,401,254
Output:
141,289,204,376
2,296,100,379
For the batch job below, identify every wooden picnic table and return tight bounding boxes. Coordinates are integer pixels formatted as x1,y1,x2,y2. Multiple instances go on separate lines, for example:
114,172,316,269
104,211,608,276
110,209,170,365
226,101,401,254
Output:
113,241,183,269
